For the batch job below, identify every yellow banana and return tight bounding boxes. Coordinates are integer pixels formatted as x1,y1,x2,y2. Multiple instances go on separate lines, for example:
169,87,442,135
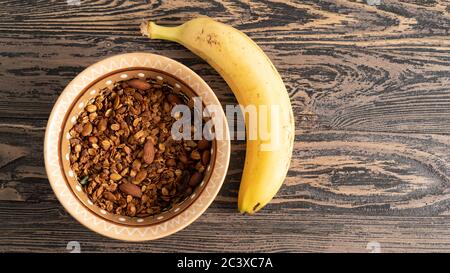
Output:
141,17,294,213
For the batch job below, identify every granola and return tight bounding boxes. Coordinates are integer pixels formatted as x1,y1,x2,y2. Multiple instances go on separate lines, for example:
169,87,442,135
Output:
68,78,211,217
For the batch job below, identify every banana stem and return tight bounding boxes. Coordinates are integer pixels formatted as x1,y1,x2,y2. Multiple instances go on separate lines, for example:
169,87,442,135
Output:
140,21,181,42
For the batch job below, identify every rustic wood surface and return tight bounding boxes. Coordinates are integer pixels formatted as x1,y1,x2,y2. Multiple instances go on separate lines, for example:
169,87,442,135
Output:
1,0,450,253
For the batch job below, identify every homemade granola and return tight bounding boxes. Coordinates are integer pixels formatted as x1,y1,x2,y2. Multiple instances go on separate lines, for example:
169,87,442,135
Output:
68,78,211,217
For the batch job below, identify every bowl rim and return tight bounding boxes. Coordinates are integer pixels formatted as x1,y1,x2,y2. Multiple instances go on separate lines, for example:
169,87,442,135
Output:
44,52,231,241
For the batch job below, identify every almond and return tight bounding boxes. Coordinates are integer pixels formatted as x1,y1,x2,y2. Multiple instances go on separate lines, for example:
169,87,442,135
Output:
188,172,203,187
143,140,155,164
119,182,142,198
167,93,183,104
128,79,151,90
197,139,211,150
201,150,210,165
103,191,117,202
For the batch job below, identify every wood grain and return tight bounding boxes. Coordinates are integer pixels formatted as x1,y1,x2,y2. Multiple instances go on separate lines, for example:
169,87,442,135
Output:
1,0,450,252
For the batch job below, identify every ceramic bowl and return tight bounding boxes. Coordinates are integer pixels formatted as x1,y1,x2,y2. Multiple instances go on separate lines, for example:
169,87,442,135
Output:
44,52,230,241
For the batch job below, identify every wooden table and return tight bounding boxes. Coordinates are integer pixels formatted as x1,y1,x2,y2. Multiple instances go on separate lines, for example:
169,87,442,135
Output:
1,0,450,253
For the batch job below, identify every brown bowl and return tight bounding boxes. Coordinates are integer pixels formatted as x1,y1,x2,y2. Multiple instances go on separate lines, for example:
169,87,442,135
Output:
44,53,230,241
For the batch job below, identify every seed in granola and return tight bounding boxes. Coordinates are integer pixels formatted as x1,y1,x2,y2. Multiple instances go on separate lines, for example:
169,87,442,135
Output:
132,117,141,127
133,91,143,101
101,140,111,150
120,167,129,177
132,159,141,171
126,195,133,203
179,153,190,164
110,173,122,181
74,144,82,153
127,203,136,216
186,140,197,148
158,143,165,152
110,123,120,131
98,118,108,132
112,96,120,110
166,158,176,167
133,169,147,185
133,130,145,140
195,161,205,173
106,182,118,192
118,198,126,208
191,150,201,160
81,122,93,136
74,124,83,133
86,104,97,113
106,201,114,212
123,145,131,154
163,102,171,113
95,186,105,199
150,128,159,136
141,194,149,203
89,110,98,118
79,176,89,186
105,108,114,118
161,187,169,196
88,136,98,144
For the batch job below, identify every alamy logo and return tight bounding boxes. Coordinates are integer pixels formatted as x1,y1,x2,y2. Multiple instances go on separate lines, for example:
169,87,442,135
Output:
169,97,283,151
67,0,81,6
366,241,381,253
366,0,381,6
66,241,81,253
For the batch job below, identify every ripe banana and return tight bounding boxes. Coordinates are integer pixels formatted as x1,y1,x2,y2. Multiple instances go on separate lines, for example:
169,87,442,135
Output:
141,17,294,213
